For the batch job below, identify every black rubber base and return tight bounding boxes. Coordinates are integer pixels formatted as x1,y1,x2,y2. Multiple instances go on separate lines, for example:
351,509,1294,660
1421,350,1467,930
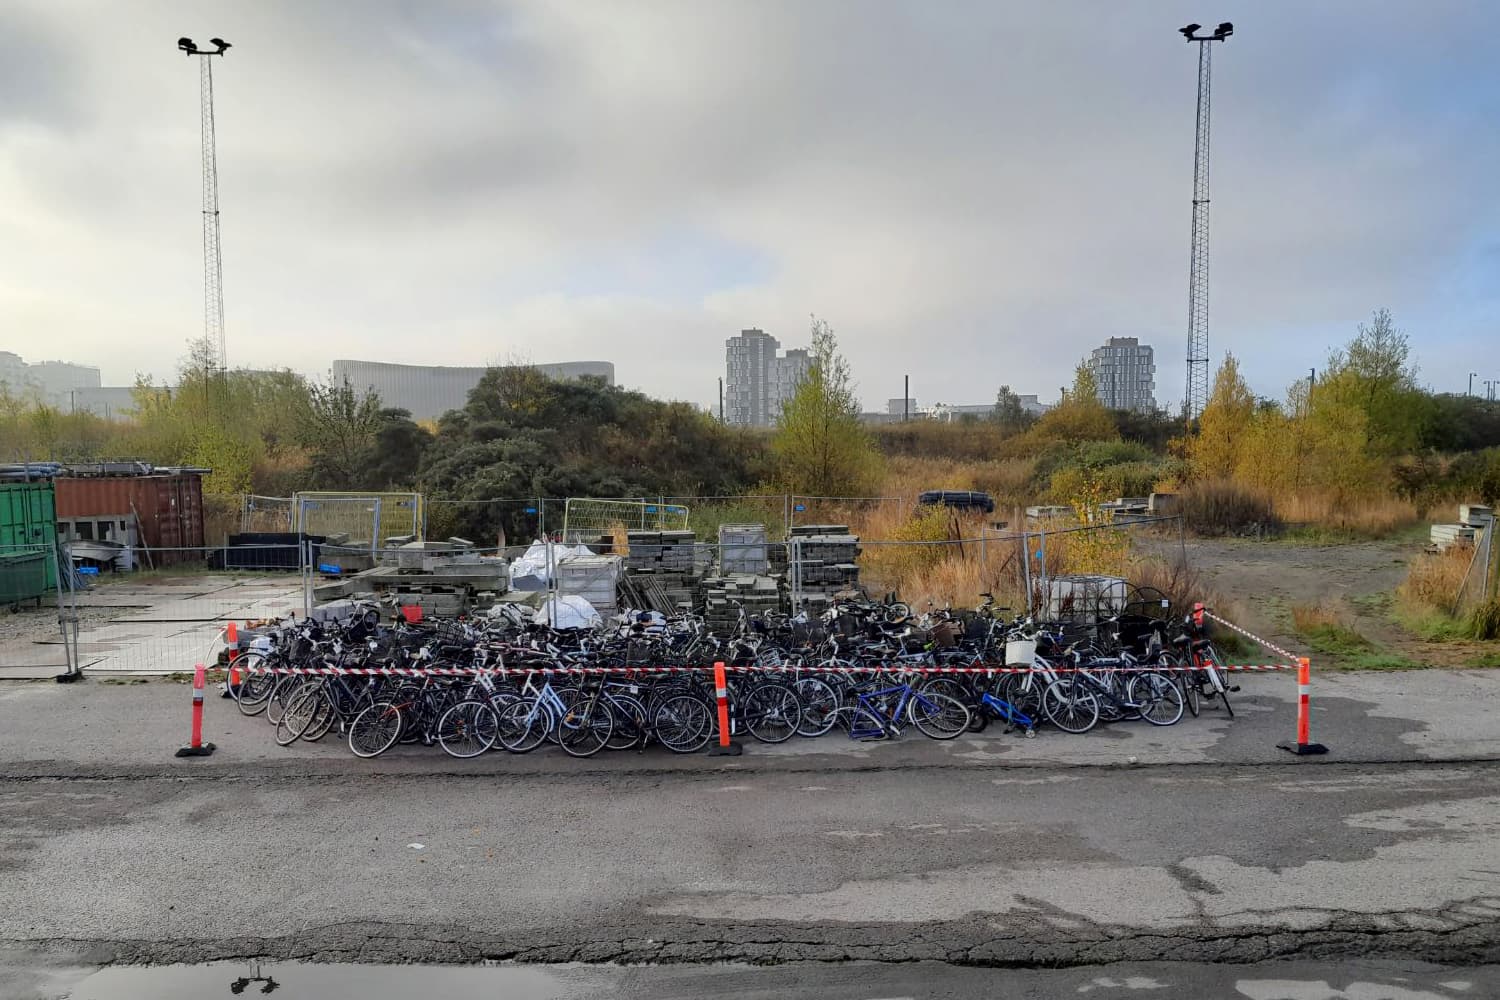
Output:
54,671,83,684
175,742,217,758
706,742,744,756
1277,741,1329,756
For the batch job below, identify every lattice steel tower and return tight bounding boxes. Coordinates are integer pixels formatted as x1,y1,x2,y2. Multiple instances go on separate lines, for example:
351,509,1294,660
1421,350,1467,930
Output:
1179,21,1232,421
176,36,232,375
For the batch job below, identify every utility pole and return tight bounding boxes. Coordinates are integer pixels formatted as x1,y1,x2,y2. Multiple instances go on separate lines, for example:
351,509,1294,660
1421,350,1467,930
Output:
1470,372,1478,396
1179,21,1234,423
903,374,909,422
718,378,724,422
176,36,232,382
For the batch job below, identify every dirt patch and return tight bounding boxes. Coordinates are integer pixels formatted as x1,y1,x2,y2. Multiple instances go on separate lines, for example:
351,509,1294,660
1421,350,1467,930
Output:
1180,536,1496,669
0,606,134,644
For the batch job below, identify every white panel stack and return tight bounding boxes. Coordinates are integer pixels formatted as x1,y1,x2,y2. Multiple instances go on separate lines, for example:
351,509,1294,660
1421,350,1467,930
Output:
719,523,770,574
556,554,622,615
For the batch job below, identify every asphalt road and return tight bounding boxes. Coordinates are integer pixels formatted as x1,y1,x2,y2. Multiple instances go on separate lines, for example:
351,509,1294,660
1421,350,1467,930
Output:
16,957,1500,1000
1,670,1498,995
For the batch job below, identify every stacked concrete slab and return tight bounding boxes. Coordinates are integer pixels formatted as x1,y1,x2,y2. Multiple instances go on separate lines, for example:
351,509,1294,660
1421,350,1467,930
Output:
700,573,782,636
788,524,861,611
623,530,701,611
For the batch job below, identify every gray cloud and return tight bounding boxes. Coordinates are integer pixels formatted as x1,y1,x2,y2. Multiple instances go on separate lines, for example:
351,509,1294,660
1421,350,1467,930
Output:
1,0,1496,410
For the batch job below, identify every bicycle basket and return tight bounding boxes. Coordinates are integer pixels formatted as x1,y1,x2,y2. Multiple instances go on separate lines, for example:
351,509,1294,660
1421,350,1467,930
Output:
1004,639,1037,665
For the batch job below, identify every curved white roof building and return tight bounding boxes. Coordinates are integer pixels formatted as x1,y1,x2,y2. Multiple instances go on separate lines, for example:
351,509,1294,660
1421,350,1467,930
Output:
331,359,615,421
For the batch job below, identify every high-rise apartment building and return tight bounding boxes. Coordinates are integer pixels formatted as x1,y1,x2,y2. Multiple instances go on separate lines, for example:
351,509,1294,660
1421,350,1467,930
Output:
1086,337,1156,412
724,329,810,427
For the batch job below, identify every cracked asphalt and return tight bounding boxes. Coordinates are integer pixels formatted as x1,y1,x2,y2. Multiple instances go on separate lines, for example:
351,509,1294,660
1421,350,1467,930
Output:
1,670,1499,992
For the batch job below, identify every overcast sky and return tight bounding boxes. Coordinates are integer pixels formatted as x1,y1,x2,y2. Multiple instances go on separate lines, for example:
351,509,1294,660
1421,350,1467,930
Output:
2,1,1497,412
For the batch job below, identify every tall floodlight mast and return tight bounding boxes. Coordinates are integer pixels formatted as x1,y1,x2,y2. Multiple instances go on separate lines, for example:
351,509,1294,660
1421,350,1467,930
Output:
176,36,232,377
1178,21,1232,421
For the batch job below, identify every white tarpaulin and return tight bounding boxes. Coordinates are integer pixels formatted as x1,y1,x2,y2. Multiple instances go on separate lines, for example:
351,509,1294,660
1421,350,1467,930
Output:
534,594,603,629
510,541,594,589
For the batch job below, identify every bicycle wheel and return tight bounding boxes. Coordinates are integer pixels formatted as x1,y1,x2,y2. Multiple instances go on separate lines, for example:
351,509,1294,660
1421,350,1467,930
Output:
300,692,338,742
265,676,309,726
909,692,970,740
1043,680,1100,735
435,700,496,759
743,683,801,744
604,694,648,751
792,676,840,738
559,700,615,758
830,704,888,741
1181,671,1201,718
275,690,321,746
1130,672,1185,727
494,698,551,754
233,657,275,716
654,694,713,753
349,701,404,758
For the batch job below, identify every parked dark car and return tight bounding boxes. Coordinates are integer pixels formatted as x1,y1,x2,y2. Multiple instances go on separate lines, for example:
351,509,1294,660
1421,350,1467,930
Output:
917,490,995,514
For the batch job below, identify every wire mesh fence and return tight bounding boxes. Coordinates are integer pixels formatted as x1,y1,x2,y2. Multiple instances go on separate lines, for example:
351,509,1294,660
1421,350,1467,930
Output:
6,498,1194,675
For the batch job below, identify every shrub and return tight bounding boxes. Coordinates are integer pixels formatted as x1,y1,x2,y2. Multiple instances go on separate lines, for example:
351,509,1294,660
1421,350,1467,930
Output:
1181,480,1281,537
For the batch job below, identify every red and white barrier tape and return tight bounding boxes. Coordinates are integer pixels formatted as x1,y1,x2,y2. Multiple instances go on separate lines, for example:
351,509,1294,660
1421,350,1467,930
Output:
1202,611,1304,664
246,662,1296,677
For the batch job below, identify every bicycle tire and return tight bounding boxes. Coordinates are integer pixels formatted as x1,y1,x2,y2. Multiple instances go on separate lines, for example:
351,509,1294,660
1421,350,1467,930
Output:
1182,673,1201,718
604,694,648,750
1043,679,1100,734
233,657,275,716
743,683,801,744
909,692,970,740
494,698,551,754
830,704,888,741
1130,672,1185,727
349,701,404,758
435,700,496,759
791,677,840,738
275,690,320,746
654,694,713,753
559,700,615,758
300,692,338,742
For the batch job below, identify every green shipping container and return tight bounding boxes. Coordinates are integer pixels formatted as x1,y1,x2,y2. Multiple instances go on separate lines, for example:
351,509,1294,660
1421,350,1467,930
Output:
0,481,58,596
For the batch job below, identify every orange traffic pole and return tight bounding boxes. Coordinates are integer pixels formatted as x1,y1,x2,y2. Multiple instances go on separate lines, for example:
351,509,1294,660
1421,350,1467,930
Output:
1278,656,1328,756
175,663,217,758
226,621,241,690
706,660,743,756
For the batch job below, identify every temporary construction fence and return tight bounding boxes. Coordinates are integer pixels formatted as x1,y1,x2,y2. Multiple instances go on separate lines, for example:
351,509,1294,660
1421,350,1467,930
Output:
560,498,690,544
0,541,80,681
6,513,1188,677
291,492,423,547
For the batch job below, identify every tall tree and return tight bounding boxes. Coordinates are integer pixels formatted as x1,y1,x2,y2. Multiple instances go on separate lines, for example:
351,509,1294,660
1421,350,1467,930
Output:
298,376,385,488
772,316,882,496
1190,354,1255,479
992,385,1035,436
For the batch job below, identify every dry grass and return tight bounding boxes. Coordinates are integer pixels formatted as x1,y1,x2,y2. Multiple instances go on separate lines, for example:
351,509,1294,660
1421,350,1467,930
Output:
876,455,1037,510
1276,493,1421,537
1397,545,1473,616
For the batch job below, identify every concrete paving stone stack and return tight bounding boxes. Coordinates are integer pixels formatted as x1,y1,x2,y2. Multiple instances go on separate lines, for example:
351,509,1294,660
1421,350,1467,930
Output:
624,530,701,610
700,573,783,635
788,525,861,610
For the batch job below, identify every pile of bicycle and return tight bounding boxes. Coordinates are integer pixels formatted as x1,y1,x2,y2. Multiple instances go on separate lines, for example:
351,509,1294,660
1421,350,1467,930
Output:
228,588,1240,760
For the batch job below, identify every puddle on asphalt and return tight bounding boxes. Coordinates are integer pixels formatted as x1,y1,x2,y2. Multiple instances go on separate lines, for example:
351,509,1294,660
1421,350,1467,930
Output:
66,959,598,1000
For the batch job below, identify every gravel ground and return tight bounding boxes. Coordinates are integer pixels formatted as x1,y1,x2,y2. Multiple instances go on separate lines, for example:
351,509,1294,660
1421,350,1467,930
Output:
0,605,131,643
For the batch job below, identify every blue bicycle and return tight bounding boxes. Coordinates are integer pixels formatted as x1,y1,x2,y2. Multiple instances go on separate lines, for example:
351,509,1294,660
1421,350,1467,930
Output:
835,672,970,741
973,690,1038,738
